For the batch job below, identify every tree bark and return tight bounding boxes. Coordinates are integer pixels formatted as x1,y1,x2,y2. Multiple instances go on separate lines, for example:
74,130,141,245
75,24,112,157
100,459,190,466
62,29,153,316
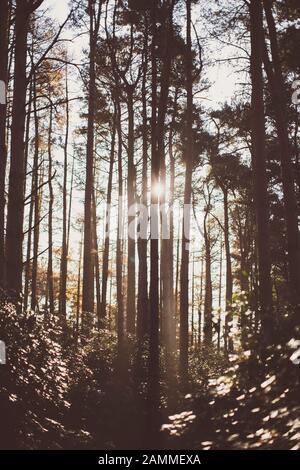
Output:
59,67,69,318
116,97,124,351
0,0,9,286
137,24,149,340
158,0,175,361
203,210,213,345
263,0,300,307
47,101,54,315
30,77,41,311
250,0,273,341
148,0,160,445
100,115,116,321
179,0,194,379
6,1,31,296
223,189,233,353
82,0,101,320
126,89,136,334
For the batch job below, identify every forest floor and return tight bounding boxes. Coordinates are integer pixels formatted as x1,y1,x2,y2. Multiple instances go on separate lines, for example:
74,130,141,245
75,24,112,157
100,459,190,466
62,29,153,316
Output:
17,346,300,450
1,303,299,450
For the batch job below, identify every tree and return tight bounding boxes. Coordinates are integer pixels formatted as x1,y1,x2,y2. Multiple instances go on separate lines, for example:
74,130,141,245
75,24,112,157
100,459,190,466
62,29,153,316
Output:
179,0,194,379
6,0,44,297
82,0,102,320
249,0,273,341
262,0,300,309
0,0,9,287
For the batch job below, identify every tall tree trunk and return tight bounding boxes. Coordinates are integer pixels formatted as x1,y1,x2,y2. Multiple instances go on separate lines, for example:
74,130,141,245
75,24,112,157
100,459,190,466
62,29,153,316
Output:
59,67,69,318
137,25,149,341
263,0,300,307
198,252,204,345
126,89,136,334
222,189,233,352
47,101,54,315
30,78,41,311
92,188,101,326
0,0,9,287
100,116,116,321
116,97,124,351
250,0,273,340
203,211,213,345
179,0,194,379
75,227,83,343
6,1,31,296
82,0,101,320
158,0,175,361
23,81,33,311
148,0,160,444
218,233,222,350
168,88,178,346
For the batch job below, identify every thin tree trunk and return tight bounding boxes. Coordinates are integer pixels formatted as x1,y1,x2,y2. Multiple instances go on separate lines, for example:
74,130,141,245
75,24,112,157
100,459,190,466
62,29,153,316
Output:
92,188,101,326
218,233,222,351
203,211,213,345
158,0,175,360
59,67,69,318
47,101,54,315
148,0,160,445
30,78,41,311
0,0,9,286
223,189,233,352
198,253,204,345
179,0,194,379
6,1,31,296
250,0,273,341
82,0,101,320
23,81,34,312
100,115,116,321
137,25,149,340
126,89,136,334
116,97,124,351
75,227,84,343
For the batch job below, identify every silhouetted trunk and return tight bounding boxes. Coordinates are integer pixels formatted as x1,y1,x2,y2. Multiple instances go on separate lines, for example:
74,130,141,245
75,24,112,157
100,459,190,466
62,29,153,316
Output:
100,116,116,321
23,82,33,312
263,0,300,307
0,0,9,286
59,67,69,318
76,228,83,343
191,255,195,346
223,189,233,353
179,0,193,378
31,78,41,311
47,101,54,315
148,0,160,444
218,234,223,350
92,189,101,326
169,89,178,346
250,0,273,340
203,211,213,345
82,0,101,319
158,0,175,360
126,89,136,334
116,97,124,351
137,25,149,340
198,253,204,345
6,1,31,296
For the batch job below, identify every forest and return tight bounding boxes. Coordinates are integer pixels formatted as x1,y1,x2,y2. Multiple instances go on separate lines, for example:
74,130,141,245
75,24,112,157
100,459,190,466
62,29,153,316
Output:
0,0,300,453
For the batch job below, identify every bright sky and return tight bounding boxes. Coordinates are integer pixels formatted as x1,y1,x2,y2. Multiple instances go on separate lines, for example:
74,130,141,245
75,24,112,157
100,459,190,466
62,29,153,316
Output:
35,0,244,317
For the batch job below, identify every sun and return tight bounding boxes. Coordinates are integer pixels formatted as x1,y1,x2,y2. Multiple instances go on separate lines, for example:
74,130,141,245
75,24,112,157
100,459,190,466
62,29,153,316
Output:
152,182,165,199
